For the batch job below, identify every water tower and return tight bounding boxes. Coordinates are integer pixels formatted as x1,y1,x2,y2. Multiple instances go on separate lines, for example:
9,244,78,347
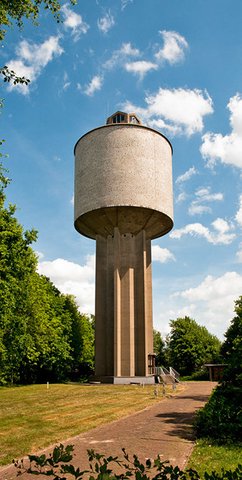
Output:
74,111,173,383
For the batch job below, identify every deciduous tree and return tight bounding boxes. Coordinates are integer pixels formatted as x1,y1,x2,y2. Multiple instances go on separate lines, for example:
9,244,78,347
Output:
0,164,94,384
166,316,221,376
153,329,166,366
0,0,77,41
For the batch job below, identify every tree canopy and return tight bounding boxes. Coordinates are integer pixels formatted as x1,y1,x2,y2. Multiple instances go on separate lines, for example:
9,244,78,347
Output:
0,0,77,41
153,329,166,366
0,163,94,384
220,296,242,386
166,316,221,376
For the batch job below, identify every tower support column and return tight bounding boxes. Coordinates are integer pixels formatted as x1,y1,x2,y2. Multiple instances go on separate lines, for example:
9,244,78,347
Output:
95,228,153,382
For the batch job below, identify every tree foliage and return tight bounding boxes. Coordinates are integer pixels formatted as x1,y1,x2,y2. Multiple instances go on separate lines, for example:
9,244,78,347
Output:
195,297,242,442
0,163,94,384
220,296,242,386
153,329,167,366
0,0,77,41
166,316,221,376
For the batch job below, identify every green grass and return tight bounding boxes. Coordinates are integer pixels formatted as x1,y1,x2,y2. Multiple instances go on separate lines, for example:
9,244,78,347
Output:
187,439,242,475
0,382,179,466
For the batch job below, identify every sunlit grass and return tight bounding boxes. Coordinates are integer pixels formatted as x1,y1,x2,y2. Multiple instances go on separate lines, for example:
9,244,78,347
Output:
187,439,242,474
0,382,180,466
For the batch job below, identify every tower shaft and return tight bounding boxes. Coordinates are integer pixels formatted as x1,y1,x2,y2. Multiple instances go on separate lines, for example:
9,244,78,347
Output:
95,228,153,380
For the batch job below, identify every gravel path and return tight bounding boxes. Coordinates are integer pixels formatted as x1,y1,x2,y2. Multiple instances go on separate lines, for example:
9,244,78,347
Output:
0,381,216,480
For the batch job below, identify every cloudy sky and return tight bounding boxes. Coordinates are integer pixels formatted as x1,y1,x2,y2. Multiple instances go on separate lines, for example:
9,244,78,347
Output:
2,0,242,340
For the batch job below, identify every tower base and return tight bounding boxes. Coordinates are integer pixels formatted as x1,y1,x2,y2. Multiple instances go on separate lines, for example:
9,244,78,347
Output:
91,375,155,385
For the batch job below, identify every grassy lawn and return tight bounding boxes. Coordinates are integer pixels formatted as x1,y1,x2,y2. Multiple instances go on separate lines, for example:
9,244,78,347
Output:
187,439,242,474
0,382,178,466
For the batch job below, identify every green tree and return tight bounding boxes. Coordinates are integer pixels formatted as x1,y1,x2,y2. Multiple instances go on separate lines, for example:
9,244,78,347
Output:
166,316,221,376
18,274,75,384
0,163,38,383
0,164,94,384
220,296,242,386
0,0,78,85
153,329,166,366
63,296,95,379
195,298,242,442
0,0,77,41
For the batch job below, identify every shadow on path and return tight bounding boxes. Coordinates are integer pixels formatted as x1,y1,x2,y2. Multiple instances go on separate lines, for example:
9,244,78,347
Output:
155,411,195,440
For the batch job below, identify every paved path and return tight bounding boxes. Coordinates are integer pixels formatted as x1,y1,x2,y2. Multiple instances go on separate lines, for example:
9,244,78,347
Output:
1,381,216,480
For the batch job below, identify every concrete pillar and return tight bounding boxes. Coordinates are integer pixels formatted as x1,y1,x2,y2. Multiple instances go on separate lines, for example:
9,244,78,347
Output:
95,228,153,379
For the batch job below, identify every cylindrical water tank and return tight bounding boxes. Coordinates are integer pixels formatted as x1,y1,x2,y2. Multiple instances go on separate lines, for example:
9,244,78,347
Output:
74,122,173,240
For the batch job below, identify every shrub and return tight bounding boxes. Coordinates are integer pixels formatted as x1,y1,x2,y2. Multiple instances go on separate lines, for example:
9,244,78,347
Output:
14,443,242,480
194,297,242,443
181,368,209,382
194,384,242,442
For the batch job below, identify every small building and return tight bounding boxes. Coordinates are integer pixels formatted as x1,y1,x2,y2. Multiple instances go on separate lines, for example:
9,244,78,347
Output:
204,364,228,381
106,111,141,125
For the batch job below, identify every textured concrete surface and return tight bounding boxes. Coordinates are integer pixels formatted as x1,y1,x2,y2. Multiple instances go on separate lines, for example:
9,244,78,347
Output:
1,382,217,480
74,123,173,240
95,229,153,378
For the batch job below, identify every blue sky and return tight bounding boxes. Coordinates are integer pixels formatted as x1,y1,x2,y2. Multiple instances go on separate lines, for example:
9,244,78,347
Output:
1,0,242,340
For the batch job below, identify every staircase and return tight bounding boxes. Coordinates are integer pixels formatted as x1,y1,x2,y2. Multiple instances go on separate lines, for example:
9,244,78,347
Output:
155,366,180,384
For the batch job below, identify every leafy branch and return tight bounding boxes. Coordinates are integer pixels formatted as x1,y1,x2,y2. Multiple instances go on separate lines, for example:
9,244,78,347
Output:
14,444,242,480
0,66,30,86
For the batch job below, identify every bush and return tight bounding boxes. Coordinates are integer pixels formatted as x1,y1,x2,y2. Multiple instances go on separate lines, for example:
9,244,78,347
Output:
194,297,242,443
195,384,242,442
181,368,209,382
14,444,242,480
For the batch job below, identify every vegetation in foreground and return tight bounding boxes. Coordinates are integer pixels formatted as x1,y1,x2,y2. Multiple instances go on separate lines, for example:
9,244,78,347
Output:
14,443,242,480
0,382,178,466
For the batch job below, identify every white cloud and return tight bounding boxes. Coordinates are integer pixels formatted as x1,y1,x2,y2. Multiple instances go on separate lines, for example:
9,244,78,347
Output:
236,243,242,262
154,271,242,340
155,30,188,64
37,255,95,314
63,71,71,90
120,43,140,56
103,42,140,70
170,217,235,245
188,186,223,216
82,75,103,96
176,166,198,184
35,251,45,260
174,271,242,338
201,94,242,168
195,187,223,202
97,11,115,34
121,0,133,10
152,245,175,263
122,88,213,136
125,60,158,78
176,192,187,203
188,204,211,216
62,4,89,41
235,194,242,226
7,36,63,94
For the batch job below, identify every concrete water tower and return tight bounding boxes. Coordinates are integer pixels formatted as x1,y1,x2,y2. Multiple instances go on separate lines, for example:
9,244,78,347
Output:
74,111,173,383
